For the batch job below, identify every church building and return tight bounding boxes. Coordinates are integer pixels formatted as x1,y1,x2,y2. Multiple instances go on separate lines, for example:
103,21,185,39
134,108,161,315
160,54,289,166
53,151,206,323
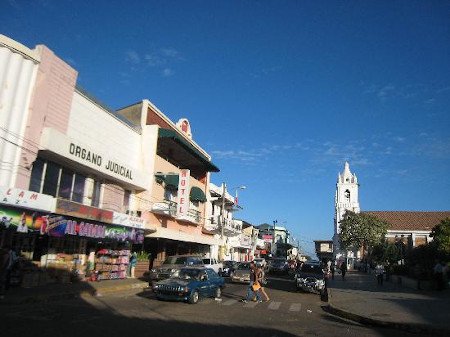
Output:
333,162,450,269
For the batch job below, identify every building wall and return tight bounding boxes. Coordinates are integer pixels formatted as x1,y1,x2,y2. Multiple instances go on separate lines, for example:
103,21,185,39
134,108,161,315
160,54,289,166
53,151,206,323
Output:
0,35,40,188
69,91,142,169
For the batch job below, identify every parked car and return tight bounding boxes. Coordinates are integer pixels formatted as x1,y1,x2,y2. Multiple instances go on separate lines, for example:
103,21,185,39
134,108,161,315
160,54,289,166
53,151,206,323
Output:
149,255,204,283
153,267,225,304
294,261,326,294
268,258,289,274
230,262,252,283
221,260,238,277
202,258,223,274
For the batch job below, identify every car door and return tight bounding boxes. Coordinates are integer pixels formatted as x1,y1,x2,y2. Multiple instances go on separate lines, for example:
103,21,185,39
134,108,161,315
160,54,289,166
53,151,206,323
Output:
198,271,211,297
205,269,218,295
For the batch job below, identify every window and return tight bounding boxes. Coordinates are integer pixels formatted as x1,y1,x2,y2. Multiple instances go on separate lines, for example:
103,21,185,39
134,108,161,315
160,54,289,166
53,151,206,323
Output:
42,161,59,197
29,158,44,192
91,180,101,207
124,190,131,209
164,187,177,202
29,157,87,204
58,168,73,199
344,190,350,202
72,174,86,203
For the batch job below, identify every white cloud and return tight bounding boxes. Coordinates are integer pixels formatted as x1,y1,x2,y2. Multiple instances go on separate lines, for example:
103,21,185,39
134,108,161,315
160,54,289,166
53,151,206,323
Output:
125,50,141,64
162,68,174,77
145,53,165,67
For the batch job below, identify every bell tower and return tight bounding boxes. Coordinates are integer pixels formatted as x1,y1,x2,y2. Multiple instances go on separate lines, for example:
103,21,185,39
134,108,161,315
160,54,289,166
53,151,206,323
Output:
333,162,360,260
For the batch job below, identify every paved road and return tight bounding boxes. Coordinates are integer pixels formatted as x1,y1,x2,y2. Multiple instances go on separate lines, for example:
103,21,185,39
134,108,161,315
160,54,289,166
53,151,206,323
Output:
1,275,427,337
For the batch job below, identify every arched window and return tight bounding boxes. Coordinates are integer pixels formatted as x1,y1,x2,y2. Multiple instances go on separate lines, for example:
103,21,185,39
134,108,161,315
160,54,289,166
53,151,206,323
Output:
344,189,350,202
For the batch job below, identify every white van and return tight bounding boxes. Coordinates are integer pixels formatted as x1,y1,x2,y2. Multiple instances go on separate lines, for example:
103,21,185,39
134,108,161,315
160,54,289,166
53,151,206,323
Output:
202,258,223,274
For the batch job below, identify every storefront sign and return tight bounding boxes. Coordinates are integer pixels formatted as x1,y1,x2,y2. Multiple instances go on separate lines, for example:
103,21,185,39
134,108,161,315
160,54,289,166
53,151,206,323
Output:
0,186,55,212
0,205,144,244
240,234,252,248
40,128,149,189
262,234,273,242
177,169,190,218
0,205,47,233
56,199,113,223
43,215,144,244
112,212,146,229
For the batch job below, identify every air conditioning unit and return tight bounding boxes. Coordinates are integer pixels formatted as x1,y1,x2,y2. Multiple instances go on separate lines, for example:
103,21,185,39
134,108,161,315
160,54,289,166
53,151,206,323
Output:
126,210,141,217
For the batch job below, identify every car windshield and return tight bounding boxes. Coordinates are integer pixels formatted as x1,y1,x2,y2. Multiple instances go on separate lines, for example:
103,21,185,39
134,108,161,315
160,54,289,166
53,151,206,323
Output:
272,259,286,264
237,263,250,270
223,261,234,267
176,269,201,280
163,256,201,265
301,264,323,274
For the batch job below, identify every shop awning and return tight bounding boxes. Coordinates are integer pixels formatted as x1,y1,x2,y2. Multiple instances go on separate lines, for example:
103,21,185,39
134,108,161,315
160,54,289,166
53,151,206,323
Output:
157,128,220,175
146,226,220,246
190,186,207,202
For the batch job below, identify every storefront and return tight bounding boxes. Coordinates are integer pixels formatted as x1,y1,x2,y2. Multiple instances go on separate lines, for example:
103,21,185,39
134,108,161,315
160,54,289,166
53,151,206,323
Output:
0,187,145,287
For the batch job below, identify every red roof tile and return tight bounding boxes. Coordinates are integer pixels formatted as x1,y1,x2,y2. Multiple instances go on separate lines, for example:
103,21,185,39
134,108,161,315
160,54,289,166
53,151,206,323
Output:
362,211,450,231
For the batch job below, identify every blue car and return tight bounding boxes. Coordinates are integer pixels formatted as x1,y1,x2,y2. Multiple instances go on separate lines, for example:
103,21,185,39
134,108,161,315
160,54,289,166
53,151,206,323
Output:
153,267,225,304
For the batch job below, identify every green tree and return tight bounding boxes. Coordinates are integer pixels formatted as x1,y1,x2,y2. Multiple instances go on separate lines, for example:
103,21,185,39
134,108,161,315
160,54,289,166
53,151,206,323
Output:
372,242,399,264
339,211,389,257
430,217,450,254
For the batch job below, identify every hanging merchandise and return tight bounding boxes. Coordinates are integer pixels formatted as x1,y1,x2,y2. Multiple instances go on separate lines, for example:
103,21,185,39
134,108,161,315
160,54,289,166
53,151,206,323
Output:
94,249,130,281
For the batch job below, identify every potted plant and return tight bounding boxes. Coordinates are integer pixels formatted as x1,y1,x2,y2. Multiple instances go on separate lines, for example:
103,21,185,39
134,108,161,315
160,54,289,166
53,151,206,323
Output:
134,251,151,279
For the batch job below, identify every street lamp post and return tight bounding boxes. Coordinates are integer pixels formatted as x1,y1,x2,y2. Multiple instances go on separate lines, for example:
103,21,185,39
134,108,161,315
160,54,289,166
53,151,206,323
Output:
233,185,246,207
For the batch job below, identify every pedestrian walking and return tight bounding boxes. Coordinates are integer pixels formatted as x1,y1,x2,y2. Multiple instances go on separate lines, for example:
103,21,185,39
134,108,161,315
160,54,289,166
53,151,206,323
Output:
340,262,347,280
129,252,137,278
240,261,262,303
375,263,384,285
256,266,270,302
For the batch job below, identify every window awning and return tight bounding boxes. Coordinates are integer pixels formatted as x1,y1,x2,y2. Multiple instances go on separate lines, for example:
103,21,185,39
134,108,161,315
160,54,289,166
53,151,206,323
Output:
190,186,207,202
157,128,220,175
165,174,179,188
154,173,179,188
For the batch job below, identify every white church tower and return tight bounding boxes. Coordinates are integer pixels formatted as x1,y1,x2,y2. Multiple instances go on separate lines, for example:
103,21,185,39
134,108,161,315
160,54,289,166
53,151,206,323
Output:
333,162,360,266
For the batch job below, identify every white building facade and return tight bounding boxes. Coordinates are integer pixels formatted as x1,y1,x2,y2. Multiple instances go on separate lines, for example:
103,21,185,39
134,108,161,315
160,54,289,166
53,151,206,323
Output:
0,34,220,282
333,162,360,268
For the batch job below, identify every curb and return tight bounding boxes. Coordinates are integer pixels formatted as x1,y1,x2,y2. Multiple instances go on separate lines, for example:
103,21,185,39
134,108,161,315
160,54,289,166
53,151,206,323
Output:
1,281,149,305
323,289,450,336
322,303,450,336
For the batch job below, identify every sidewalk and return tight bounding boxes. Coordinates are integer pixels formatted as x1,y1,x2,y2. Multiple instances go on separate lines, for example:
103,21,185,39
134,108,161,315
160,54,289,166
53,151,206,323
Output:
0,277,149,306
324,270,450,335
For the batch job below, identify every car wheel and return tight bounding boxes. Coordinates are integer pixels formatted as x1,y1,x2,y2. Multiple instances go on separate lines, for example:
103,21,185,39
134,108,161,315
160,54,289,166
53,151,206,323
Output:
214,287,222,298
189,290,199,304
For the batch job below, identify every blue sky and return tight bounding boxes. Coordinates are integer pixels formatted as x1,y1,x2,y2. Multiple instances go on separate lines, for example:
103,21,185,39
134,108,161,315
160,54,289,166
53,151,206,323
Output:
3,0,450,256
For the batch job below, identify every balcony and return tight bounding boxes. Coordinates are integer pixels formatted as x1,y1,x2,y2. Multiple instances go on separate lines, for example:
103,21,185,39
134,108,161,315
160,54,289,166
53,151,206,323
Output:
151,200,177,217
203,216,242,235
151,200,202,225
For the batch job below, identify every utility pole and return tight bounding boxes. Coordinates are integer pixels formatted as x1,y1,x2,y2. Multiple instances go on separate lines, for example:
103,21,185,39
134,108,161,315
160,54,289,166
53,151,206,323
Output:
272,220,277,257
221,182,227,240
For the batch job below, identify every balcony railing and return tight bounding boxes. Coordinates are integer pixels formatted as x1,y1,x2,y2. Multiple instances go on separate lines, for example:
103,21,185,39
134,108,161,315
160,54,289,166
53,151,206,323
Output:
151,200,202,225
204,216,242,235
151,200,177,217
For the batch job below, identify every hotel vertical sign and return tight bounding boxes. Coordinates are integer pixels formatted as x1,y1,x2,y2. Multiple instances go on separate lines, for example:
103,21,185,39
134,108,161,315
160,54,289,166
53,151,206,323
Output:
177,169,190,218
